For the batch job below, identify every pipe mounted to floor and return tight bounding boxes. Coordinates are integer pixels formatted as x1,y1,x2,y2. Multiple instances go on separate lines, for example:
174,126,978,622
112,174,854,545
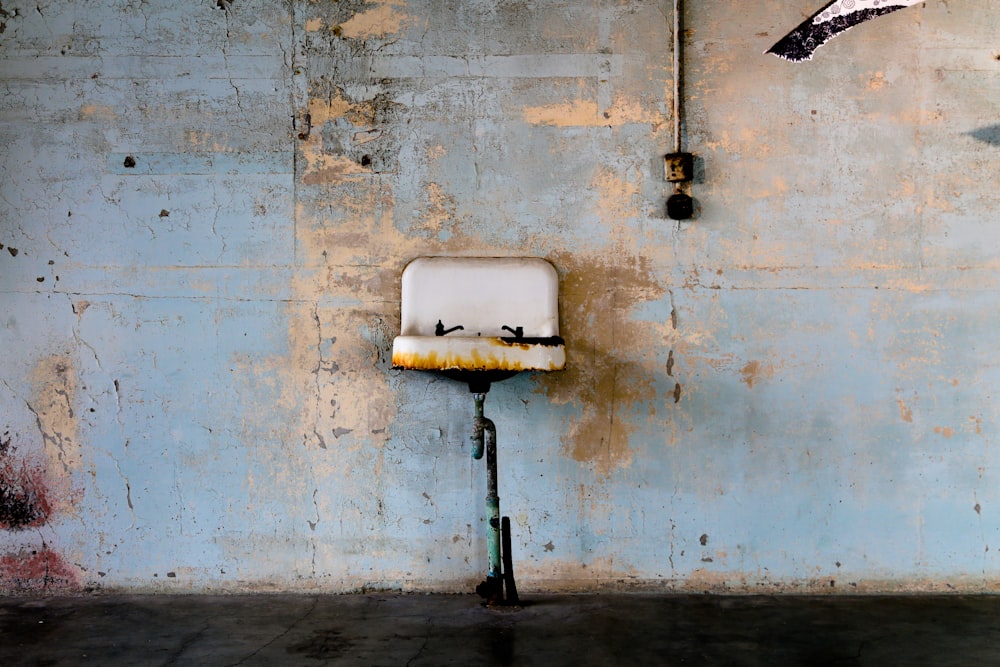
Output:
471,393,501,582
485,416,500,584
471,391,506,604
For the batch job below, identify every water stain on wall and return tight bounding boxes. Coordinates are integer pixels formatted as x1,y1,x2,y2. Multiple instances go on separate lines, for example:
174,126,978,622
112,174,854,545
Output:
538,251,666,477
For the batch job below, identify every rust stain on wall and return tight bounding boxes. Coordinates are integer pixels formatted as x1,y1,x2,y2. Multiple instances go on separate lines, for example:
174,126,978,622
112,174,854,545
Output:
740,360,774,389
233,179,414,516
896,398,913,422
971,415,983,434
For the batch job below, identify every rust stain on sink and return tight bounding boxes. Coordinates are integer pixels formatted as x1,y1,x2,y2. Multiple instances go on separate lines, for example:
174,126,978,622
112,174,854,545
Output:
392,338,564,372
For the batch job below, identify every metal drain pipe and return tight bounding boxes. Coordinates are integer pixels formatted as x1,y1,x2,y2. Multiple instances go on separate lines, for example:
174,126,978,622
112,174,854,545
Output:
471,391,506,604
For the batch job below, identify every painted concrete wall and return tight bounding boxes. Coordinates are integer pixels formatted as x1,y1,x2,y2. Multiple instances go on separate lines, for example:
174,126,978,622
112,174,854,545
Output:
1,0,998,594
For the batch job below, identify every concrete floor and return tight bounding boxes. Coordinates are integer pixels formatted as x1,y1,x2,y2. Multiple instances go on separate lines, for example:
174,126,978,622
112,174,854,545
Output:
1,593,999,666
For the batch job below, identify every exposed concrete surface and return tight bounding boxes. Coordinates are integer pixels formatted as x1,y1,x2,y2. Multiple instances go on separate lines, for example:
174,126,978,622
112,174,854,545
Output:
2,593,1000,666
1,0,999,595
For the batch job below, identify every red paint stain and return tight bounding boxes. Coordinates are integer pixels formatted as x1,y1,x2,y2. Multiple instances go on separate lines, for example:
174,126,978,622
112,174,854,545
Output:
0,546,80,592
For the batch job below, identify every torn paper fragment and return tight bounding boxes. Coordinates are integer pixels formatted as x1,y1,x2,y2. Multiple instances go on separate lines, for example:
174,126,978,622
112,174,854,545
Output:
767,0,923,62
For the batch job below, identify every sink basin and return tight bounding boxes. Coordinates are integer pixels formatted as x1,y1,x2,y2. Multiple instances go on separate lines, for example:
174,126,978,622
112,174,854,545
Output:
391,257,566,389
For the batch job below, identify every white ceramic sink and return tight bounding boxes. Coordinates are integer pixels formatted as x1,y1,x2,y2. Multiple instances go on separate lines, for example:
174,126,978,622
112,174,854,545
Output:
391,257,566,383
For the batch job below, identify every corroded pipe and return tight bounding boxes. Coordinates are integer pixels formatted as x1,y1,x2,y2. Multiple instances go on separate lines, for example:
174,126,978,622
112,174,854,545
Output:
471,392,488,460
471,392,503,602
484,414,500,582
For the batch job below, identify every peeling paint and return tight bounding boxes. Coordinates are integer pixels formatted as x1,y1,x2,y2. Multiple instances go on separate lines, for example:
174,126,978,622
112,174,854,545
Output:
26,355,81,516
78,104,117,121
523,96,665,128
301,155,371,185
337,0,411,39
523,100,599,127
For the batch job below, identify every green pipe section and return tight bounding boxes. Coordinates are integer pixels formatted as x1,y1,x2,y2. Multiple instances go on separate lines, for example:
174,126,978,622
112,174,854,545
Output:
471,392,502,581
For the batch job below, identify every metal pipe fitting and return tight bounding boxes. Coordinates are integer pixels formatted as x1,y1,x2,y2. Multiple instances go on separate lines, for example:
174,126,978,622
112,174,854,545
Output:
471,392,488,460
470,391,506,604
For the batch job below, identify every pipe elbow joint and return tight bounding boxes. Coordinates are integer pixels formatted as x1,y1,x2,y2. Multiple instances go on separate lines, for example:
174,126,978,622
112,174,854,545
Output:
471,417,495,460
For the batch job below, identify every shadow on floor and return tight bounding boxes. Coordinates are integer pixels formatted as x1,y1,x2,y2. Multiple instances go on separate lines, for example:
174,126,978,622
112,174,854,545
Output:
1,593,998,666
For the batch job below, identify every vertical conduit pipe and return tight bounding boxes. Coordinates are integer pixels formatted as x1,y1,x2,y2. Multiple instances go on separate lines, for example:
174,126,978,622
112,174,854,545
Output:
672,0,683,154
666,0,695,220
